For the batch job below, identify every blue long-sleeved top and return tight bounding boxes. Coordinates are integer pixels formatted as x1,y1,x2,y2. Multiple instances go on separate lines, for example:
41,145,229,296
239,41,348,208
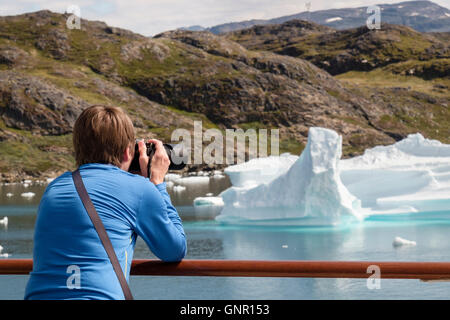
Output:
24,163,186,300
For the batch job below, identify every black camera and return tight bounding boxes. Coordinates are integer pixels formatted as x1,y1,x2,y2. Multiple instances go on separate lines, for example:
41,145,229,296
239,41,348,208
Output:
128,141,188,174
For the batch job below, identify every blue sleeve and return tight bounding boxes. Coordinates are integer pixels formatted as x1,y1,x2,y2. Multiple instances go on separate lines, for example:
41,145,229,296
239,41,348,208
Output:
134,181,187,262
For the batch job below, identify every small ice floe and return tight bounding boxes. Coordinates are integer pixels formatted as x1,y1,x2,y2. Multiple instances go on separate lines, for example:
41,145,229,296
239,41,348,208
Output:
165,173,182,182
175,176,210,185
193,196,224,218
193,197,224,207
0,245,9,258
0,217,8,229
6,193,13,198
393,236,416,248
165,181,174,188
0,217,7,228
173,185,186,192
23,179,32,188
21,192,35,199
282,244,288,249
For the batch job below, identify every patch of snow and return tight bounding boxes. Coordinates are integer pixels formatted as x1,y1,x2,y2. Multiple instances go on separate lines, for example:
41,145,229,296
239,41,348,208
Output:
326,17,343,23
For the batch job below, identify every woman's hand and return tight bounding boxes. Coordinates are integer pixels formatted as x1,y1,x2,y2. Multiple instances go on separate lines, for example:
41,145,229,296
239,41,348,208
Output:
138,139,170,185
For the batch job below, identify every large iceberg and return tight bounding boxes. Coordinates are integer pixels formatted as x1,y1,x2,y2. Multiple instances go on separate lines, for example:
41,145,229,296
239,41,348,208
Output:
214,127,450,226
340,132,450,218
217,128,363,225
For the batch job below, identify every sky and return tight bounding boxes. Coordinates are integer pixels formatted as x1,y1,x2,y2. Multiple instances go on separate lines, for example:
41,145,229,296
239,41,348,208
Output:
0,0,449,36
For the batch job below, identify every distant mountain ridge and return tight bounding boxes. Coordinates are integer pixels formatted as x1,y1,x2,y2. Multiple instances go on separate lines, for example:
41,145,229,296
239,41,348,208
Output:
183,1,450,33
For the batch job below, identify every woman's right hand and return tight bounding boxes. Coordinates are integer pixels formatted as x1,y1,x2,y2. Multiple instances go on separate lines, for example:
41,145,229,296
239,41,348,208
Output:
140,139,170,185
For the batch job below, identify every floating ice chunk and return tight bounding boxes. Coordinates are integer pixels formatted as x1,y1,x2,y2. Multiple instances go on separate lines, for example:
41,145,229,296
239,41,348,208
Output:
340,133,450,216
193,196,224,218
217,127,362,225
21,192,35,199
23,183,30,188
166,181,174,188
165,173,182,182
193,196,224,207
173,185,186,192
0,217,8,227
0,245,8,257
392,237,416,247
175,176,210,185
6,193,13,198
217,128,450,225
281,244,288,249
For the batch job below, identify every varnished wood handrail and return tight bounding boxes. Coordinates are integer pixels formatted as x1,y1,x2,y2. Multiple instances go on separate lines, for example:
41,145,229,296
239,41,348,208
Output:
1,259,450,281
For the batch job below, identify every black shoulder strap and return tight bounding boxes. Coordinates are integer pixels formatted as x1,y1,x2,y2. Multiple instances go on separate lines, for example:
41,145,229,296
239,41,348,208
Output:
72,169,134,300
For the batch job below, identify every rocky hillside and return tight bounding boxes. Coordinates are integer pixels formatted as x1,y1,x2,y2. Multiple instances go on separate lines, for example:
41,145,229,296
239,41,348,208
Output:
227,19,449,152
227,21,449,75
0,10,448,181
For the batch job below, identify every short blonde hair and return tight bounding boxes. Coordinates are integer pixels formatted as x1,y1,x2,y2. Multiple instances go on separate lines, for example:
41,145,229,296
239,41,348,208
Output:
73,105,135,167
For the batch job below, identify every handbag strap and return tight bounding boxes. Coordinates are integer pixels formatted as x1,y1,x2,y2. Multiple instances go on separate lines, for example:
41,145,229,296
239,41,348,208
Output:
72,169,134,300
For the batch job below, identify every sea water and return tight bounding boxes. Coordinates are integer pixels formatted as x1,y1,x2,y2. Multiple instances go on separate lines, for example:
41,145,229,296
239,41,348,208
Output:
0,180,450,300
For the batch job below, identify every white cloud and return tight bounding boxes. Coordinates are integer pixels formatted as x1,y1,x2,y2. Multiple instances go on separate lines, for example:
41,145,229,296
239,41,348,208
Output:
0,0,449,36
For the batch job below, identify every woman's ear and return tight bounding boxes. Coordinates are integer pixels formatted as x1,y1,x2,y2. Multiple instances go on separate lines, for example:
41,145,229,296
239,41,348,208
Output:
120,145,134,171
122,145,133,163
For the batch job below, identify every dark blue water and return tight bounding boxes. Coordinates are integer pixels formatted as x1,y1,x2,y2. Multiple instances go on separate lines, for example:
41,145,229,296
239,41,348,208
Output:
1,182,450,299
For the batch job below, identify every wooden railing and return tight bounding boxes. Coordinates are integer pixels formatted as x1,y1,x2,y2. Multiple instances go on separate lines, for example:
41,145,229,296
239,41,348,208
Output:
1,259,450,281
